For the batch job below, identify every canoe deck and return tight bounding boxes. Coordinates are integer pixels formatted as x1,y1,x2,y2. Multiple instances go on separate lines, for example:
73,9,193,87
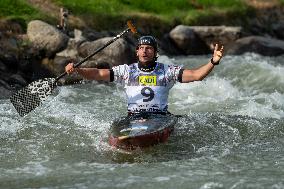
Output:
109,113,178,150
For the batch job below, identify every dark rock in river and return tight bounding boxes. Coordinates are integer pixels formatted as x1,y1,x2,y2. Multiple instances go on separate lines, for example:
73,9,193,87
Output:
272,21,284,40
27,20,69,57
226,36,284,56
78,37,136,67
169,25,210,55
169,25,242,55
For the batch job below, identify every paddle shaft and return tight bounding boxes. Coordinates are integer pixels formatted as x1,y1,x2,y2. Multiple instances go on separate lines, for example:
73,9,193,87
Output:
55,28,131,82
10,21,137,117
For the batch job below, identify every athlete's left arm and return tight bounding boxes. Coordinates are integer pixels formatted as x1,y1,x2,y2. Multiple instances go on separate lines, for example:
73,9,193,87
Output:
181,44,224,83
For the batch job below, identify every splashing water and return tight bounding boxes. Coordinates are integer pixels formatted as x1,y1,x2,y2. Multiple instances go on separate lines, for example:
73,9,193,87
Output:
1,53,284,188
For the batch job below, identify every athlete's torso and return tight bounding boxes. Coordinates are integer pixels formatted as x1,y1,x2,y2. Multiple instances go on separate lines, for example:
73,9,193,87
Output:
112,62,182,113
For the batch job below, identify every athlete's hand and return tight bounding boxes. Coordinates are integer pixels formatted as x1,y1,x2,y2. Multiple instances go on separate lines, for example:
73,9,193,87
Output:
212,44,224,64
65,63,76,75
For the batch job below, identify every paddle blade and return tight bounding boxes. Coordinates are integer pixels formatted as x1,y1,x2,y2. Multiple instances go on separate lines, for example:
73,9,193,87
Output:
10,78,56,117
127,20,137,34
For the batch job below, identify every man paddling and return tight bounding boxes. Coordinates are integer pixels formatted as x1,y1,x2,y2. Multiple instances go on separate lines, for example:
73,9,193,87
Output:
65,36,223,115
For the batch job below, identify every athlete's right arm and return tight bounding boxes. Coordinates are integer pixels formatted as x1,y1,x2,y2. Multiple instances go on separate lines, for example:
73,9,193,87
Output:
65,63,111,82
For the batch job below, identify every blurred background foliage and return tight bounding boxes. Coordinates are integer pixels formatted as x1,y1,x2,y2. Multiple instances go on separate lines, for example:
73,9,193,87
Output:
0,0,282,36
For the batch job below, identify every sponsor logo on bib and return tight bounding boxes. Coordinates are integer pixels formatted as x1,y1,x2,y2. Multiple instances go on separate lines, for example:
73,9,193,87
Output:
139,76,157,86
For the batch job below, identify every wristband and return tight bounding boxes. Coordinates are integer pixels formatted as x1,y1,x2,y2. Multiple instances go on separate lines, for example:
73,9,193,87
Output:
210,58,219,65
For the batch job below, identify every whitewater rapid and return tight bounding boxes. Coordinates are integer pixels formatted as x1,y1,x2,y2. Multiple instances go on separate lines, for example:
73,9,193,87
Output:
0,53,283,189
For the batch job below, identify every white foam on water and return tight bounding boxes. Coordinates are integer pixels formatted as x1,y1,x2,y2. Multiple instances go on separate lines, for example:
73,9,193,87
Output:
169,76,242,115
221,54,284,93
0,117,21,137
154,176,171,181
200,182,224,189
6,160,51,176
233,98,284,119
1,53,284,189
0,100,24,137
171,76,240,104
157,55,177,65
167,53,284,119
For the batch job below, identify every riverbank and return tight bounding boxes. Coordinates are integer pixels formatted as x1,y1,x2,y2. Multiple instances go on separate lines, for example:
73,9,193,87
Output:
0,0,252,33
1,0,283,36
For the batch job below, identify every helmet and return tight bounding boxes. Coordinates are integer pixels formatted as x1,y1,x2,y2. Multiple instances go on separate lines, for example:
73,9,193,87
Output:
137,36,158,51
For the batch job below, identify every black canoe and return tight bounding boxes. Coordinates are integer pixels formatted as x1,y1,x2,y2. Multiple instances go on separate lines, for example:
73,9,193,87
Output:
109,113,178,150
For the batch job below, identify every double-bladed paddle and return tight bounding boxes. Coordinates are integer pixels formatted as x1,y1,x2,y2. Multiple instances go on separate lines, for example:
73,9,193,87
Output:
10,21,137,117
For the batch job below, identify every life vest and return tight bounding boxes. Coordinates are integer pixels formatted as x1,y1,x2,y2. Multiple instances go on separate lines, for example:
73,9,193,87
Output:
112,62,182,113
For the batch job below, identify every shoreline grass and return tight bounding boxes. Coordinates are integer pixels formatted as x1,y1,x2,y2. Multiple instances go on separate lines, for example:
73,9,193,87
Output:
0,0,50,21
0,0,282,36
52,0,250,25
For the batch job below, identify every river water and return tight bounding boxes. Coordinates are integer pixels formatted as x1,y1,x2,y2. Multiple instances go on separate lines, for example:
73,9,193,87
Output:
1,53,284,189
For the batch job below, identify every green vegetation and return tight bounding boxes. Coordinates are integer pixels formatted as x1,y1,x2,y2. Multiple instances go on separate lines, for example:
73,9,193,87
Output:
52,0,249,24
0,0,282,36
52,0,246,18
0,0,49,21
50,0,252,35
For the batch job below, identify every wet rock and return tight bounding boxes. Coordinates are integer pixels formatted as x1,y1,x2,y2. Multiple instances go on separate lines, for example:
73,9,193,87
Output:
78,37,136,67
0,33,20,72
0,72,27,99
169,25,242,55
52,56,70,75
190,26,242,44
27,20,69,57
272,22,284,40
227,36,284,56
160,33,182,55
82,29,113,41
169,25,210,55
56,29,86,60
8,73,27,86
1,54,18,71
0,60,7,72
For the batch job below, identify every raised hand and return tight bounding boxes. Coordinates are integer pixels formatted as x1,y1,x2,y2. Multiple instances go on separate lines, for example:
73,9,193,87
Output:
212,44,224,64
